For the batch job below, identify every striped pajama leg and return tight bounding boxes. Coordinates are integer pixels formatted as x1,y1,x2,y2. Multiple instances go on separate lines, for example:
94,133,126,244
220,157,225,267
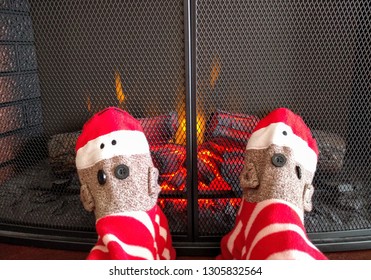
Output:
87,205,176,260
218,199,327,260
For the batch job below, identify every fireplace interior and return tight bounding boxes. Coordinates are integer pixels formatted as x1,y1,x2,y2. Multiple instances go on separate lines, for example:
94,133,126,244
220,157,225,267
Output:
0,0,370,255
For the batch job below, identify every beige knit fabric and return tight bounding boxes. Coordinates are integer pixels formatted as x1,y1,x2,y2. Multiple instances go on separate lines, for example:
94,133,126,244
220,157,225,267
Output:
240,144,315,212
78,154,160,220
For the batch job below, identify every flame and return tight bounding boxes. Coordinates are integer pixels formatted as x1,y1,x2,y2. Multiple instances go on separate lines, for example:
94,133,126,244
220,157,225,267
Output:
175,83,186,145
197,111,205,144
176,117,186,145
210,56,221,89
175,112,206,145
115,70,125,105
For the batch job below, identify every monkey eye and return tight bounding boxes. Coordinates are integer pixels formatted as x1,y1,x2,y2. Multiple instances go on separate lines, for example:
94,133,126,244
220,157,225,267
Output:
97,169,107,185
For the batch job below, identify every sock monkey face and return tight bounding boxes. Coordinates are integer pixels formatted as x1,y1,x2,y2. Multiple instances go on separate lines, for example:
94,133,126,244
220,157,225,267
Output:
240,144,314,211
78,154,160,220
239,108,318,212
75,107,160,220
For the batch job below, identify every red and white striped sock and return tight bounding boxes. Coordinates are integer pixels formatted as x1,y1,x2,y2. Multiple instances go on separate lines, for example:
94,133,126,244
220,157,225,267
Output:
218,199,327,260
87,205,176,260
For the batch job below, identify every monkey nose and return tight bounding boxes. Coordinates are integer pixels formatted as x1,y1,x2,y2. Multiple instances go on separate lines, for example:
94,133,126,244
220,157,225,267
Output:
114,164,130,179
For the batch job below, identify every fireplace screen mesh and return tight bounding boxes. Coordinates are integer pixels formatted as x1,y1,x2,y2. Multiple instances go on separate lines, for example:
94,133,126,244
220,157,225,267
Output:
195,0,370,237
0,0,188,237
0,0,370,249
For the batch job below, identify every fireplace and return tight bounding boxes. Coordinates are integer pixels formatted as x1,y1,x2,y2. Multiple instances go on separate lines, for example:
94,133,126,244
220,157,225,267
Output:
0,0,370,255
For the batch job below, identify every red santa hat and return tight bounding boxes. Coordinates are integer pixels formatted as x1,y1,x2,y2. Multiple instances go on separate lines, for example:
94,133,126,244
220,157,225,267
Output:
246,108,318,173
75,107,150,170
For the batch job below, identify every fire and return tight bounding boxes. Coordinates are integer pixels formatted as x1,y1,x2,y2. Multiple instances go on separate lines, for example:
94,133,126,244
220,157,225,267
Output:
228,198,241,208
157,198,187,210
160,182,184,192
176,56,221,145
197,112,206,144
198,149,222,179
85,70,125,113
199,199,216,209
210,56,221,89
176,111,206,145
115,70,125,106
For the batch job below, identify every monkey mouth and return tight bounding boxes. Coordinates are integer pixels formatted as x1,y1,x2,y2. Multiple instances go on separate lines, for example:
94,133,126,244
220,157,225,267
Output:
295,165,302,180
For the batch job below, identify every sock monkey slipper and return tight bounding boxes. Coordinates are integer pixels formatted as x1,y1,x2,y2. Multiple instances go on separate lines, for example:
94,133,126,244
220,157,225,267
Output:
218,108,327,260
75,107,175,260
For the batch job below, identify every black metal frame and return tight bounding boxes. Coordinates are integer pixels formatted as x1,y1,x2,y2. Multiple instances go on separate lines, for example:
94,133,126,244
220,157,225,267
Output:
1,0,371,256
184,0,197,244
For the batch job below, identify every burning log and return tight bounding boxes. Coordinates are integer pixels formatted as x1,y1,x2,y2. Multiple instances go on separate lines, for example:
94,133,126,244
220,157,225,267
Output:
139,111,179,145
206,110,260,144
159,167,187,191
197,138,246,194
196,140,229,187
197,148,220,185
151,143,187,193
151,144,186,174
208,177,232,193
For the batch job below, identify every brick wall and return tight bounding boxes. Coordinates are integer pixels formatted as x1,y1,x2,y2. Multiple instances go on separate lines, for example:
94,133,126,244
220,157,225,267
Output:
0,0,42,184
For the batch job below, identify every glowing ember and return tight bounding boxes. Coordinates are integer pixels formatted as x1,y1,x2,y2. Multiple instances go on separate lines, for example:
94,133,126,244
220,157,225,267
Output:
157,198,187,211
160,182,185,192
